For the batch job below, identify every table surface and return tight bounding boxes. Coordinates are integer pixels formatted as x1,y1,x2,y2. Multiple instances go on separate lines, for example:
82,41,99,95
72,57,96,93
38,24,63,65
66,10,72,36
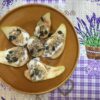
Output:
0,0,100,100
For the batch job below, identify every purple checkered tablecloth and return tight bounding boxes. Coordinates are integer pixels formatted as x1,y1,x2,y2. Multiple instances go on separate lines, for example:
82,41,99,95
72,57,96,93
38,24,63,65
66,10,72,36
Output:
0,0,100,100
50,56,100,100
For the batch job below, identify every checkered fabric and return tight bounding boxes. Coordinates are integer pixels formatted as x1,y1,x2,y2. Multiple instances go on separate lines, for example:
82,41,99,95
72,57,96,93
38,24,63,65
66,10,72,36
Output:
49,55,100,100
0,0,100,100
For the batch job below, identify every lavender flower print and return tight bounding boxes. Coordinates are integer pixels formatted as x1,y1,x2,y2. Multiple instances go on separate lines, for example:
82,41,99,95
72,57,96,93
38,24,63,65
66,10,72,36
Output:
75,13,100,59
75,12,100,47
2,0,15,7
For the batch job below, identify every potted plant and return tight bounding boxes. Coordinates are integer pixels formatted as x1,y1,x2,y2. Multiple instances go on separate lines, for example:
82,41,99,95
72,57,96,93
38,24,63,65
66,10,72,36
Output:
75,13,100,59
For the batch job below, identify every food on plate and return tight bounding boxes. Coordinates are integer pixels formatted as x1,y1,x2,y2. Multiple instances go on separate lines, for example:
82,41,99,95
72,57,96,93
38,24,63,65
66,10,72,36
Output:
27,37,44,57
1,26,30,46
0,47,29,67
43,24,67,59
34,12,51,39
0,13,67,83
24,58,65,81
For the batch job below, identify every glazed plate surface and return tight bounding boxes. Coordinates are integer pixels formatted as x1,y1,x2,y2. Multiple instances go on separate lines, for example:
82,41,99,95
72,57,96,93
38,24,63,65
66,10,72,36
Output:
0,4,79,94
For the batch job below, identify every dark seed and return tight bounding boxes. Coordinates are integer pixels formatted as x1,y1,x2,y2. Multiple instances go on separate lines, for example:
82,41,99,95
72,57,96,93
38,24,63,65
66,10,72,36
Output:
48,32,52,37
6,56,10,61
9,36,12,41
41,17,44,22
12,36,16,39
6,54,10,60
30,72,35,77
40,31,44,36
24,44,27,48
16,28,21,33
34,68,39,75
12,57,18,62
7,54,10,57
40,34,45,37
58,31,62,34
45,30,48,34
6,54,14,63
52,46,55,51
30,49,34,54
9,35,16,41
9,51,13,54
45,46,49,50
37,36,40,39
8,60,13,63
32,56,36,59
38,49,42,52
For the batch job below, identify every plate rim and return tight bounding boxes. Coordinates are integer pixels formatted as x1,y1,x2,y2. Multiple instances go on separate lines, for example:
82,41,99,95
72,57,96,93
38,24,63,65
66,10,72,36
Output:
0,4,80,94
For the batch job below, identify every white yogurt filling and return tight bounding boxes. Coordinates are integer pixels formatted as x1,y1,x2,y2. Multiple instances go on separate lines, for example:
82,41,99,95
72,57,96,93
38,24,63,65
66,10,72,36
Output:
27,59,47,81
22,31,30,42
43,31,65,58
44,43,63,57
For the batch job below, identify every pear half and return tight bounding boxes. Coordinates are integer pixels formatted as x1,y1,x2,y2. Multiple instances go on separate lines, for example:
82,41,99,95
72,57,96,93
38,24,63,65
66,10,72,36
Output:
34,12,51,39
1,26,30,46
0,47,29,67
24,58,65,82
43,24,67,59
27,37,44,57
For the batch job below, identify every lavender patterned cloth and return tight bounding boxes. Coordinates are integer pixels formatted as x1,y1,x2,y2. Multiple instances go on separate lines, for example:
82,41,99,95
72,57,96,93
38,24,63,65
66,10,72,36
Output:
50,56,100,100
0,0,100,100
